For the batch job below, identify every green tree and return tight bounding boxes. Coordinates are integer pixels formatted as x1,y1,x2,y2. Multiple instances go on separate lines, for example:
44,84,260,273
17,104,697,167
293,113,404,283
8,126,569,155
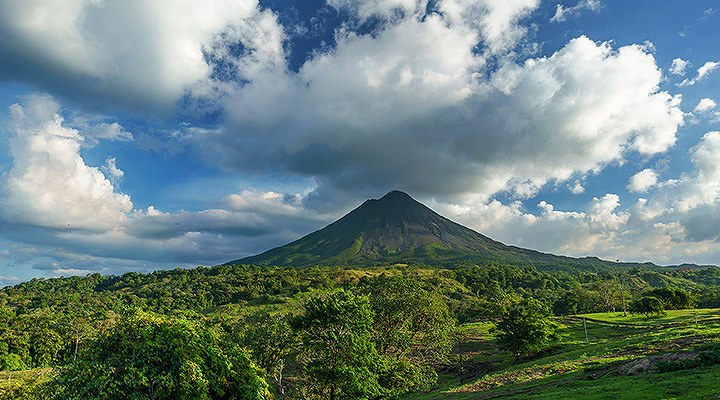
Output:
595,279,622,312
244,312,298,395
0,350,26,371
553,290,579,315
363,276,455,360
361,275,455,394
495,298,556,360
51,310,271,400
643,288,694,310
630,296,666,317
293,289,382,400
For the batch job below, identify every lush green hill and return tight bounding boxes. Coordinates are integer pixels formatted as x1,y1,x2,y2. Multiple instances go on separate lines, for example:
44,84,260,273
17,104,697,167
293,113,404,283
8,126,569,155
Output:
410,309,720,399
230,191,686,271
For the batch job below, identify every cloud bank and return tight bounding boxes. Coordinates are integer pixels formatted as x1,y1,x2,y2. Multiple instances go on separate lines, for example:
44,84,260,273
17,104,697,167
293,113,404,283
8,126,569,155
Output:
205,32,683,203
0,96,331,275
0,0,284,112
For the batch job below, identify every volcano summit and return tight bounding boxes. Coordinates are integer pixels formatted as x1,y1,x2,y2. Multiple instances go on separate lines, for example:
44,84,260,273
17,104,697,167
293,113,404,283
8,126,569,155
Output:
230,191,624,269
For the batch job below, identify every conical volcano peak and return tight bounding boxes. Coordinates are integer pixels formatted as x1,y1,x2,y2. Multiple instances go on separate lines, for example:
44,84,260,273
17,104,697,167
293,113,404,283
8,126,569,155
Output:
365,190,417,207
378,190,414,201
228,191,658,270
231,190,540,267
352,190,437,225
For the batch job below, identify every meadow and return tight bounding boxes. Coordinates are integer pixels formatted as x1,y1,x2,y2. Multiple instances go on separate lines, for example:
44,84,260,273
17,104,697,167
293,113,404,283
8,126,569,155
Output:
413,309,720,399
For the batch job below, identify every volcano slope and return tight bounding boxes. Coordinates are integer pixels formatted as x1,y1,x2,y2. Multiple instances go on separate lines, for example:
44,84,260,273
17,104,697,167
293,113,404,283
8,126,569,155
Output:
230,190,644,271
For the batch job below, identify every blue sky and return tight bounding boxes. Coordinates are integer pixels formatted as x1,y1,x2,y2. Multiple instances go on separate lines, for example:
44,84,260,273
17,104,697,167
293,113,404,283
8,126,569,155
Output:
0,0,719,284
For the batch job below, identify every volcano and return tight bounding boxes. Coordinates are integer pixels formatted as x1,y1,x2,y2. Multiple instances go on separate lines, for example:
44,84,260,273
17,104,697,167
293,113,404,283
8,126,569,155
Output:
229,190,631,270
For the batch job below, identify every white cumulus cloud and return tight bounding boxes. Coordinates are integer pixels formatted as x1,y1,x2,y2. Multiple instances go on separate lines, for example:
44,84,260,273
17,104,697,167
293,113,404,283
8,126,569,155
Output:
628,169,659,193
669,58,689,76
0,0,285,112
550,0,602,23
2,95,133,231
0,95,338,274
203,32,683,204
570,181,586,194
694,98,717,114
678,61,719,87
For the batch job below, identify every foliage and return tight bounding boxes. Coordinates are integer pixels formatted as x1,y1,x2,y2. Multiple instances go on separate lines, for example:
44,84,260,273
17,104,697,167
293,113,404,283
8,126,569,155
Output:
243,312,298,395
642,287,694,310
495,298,556,360
1,262,719,398
50,310,271,400
629,296,666,317
408,309,720,400
0,368,54,400
292,289,383,400
0,341,26,371
360,275,456,394
362,275,455,359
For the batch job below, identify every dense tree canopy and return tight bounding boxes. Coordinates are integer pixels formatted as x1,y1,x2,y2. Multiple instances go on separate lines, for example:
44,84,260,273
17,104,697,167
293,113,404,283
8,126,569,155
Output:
243,311,298,395
51,311,271,400
643,287,694,310
630,296,666,317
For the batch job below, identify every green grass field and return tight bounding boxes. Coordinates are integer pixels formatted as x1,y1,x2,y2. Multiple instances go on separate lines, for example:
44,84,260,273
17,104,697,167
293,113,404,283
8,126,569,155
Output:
412,309,720,400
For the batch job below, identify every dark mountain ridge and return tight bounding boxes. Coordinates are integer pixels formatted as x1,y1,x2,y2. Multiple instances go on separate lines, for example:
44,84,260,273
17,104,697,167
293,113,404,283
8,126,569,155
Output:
230,190,669,270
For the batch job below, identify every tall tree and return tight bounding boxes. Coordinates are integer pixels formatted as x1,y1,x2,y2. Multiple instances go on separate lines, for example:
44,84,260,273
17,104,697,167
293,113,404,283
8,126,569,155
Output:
244,312,298,395
361,275,455,393
363,276,455,359
293,289,382,400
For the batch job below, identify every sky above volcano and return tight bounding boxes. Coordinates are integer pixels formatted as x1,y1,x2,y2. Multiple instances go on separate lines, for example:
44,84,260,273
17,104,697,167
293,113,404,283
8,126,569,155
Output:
0,0,719,283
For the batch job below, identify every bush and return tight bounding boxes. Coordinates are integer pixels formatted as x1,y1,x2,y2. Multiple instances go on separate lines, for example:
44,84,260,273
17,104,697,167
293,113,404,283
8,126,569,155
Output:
656,348,720,373
0,353,26,371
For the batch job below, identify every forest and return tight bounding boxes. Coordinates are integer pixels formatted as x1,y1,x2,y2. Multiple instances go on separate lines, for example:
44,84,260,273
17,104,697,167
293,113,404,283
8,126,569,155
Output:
1,262,720,399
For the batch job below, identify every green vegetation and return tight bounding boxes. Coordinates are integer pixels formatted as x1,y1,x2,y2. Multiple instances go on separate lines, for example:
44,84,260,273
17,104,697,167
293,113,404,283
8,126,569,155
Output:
630,296,666,317
52,310,270,400
3,192,719,398
0,368,53,400
1,263,719,399
495,298,556,359
409,309,720,399
292,289,383,399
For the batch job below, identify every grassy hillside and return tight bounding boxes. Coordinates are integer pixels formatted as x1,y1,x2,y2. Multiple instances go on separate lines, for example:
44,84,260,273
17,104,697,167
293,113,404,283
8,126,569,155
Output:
414,309,720,399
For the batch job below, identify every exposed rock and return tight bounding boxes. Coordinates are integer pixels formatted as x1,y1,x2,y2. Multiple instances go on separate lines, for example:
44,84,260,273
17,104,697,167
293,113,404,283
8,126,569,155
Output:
618,353,697,375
